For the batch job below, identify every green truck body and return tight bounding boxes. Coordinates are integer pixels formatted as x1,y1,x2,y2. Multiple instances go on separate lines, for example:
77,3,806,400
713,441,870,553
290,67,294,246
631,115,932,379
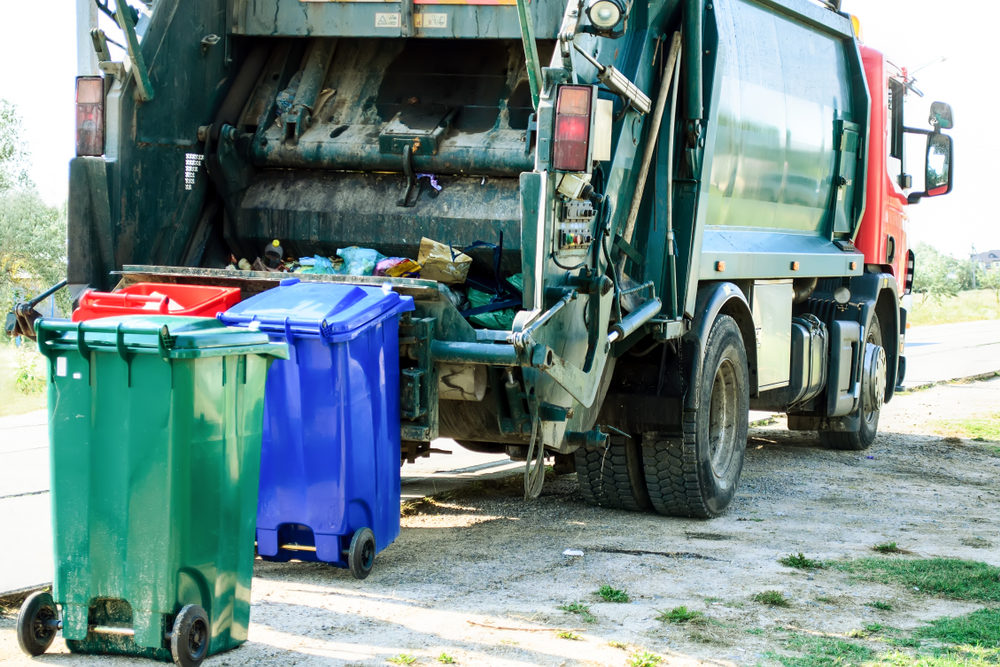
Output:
66,0,952,517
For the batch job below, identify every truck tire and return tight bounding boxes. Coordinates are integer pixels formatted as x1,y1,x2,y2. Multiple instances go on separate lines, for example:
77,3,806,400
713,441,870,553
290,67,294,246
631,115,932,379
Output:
820,316,884,450
575,434,650,511
643,315,749,518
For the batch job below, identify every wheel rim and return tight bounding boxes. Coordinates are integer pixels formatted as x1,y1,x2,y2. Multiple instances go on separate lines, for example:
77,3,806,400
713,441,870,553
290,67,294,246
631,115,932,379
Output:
187,618,208,659
708,357,740,478
361,538,375,570
32,605,56,644
861,322,886,430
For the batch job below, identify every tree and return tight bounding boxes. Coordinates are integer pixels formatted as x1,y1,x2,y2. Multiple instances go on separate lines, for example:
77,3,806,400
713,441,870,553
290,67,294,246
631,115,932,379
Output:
981,268,1000,304
911,242,961,303
0,100,68,324
0,100,31,192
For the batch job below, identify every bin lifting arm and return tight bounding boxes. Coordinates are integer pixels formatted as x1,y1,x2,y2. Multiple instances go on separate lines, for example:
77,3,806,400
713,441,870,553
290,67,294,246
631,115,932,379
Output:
430,290,661,408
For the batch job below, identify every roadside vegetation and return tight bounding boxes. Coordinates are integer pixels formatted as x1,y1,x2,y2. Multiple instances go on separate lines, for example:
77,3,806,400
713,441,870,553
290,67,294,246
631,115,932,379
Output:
0,342,46,417
930,414,1000,449
766,557,1000,665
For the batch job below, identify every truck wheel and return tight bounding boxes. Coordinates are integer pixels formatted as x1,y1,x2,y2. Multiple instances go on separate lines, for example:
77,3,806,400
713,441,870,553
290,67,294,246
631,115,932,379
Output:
643,315,748,518
820,316,885,451
170,604,209,667
17,591,58,656
574,434,650,511
348,527,376,580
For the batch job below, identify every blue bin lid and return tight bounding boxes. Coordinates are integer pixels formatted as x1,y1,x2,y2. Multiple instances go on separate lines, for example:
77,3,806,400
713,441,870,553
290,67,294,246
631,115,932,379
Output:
219,279,414,340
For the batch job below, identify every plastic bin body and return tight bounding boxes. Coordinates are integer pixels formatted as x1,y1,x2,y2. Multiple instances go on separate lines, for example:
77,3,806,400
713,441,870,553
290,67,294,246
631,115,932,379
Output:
36,316,286,661
72,283,242,321
219,280,414,567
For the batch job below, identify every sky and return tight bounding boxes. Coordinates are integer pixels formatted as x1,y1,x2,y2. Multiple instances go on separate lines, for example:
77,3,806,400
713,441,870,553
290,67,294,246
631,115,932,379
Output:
0,0,995,257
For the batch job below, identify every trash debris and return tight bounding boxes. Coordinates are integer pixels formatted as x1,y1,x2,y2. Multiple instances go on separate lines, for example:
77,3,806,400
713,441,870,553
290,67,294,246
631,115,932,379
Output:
464,274,523,330
417,173,442,197
275,71,302,115
563,549,584,557
417,237,472,284
263,239,284,269
297,255,337,274
376,257,421,278
336,246,384,276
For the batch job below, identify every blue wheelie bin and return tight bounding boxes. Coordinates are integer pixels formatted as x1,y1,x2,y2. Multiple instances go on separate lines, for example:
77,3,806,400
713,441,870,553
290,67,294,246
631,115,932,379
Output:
220,279,414,578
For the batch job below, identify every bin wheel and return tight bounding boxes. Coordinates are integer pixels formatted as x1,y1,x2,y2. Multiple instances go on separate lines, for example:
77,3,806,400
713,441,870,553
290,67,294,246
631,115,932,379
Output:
171,604,210,667
17,591,58,656
348,527,376,580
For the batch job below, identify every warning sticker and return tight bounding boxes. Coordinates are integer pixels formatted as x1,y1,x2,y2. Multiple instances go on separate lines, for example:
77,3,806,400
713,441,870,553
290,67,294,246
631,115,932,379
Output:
375,12,401,27
415,12,447,28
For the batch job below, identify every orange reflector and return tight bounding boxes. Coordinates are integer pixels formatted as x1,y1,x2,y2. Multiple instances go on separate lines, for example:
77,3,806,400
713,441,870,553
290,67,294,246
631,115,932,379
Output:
557,85,591,115
790,261,800,271
715,261,725,272
850,261,857,270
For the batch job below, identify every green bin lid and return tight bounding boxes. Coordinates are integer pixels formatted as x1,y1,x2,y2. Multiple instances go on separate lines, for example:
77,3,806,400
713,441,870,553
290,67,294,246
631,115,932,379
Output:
36,315,289,360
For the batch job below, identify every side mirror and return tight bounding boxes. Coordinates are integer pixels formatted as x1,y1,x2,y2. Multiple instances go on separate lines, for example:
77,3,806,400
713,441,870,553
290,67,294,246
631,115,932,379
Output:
908,132,953,203
929,101,954,130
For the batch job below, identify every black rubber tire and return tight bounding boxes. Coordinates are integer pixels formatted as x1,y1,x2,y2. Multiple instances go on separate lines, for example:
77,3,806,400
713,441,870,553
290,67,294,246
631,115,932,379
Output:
819,316,883,451
643,315,749,518
348,527,376,580
17,591,58,656
575,434,651,511
170,604,210,667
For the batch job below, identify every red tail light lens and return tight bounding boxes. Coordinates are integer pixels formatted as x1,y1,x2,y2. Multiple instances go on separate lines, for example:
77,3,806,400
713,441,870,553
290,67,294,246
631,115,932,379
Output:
553,85,592,172
76,76,104,157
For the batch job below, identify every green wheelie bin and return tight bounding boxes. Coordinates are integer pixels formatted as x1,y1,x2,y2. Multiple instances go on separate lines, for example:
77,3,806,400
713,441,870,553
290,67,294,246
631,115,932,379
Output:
17,316,287,667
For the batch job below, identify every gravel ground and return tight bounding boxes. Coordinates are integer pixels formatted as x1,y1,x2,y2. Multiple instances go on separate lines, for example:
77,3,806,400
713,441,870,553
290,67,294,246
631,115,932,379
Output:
2,378,999,666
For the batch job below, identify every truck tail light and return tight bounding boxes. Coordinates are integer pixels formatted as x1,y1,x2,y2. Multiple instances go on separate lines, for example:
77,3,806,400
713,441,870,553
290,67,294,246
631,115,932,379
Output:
552,85,592,172
76,76,104,157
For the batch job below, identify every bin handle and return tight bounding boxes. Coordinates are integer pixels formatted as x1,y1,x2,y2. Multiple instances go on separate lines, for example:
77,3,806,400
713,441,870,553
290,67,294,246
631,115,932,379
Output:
35,319,178,358
283,317,294,342
157,324,174,358
115,324,133,362
76,323,92,360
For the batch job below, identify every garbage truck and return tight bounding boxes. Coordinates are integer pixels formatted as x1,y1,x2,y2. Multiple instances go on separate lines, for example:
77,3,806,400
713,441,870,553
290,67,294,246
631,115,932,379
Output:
61,0,953,518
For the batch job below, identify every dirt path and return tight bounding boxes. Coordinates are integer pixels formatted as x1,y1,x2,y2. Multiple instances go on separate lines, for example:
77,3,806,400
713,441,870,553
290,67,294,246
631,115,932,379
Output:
2,378,999,666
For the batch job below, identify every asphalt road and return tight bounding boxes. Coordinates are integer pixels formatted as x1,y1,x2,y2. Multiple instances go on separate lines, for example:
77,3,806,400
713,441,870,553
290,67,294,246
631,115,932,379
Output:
1,319,997,597
901,319,1000,386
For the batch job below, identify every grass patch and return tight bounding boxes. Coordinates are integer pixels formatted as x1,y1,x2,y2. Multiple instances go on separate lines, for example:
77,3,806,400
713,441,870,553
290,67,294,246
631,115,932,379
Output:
556,631,581,640
436,654,455,664
780,553,826,570
866,609,1000,665
873,542,902,554
0,343,47,417
915,607,1000,646
387,655,418,665
867,600,894,611
656,606,706,624
838,557,1000,601
769,635,874,667
908,289,1000,326
753,590,791,607
608,640,629,650
558,602,596,623
596,585,630,603
628,651,662,667
931,414,1000,445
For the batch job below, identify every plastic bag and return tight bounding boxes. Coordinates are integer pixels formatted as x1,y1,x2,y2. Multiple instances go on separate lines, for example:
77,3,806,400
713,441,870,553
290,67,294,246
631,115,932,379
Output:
336,247,384,276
